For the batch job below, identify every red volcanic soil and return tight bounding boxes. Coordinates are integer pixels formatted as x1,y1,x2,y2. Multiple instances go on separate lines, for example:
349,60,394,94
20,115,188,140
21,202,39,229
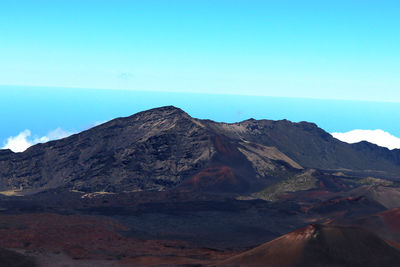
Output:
380,207,400,232
0,213,237,265
219,224,400,267
220,225,314,267
214,135,240,156
319,196,364,205
181,165,244,192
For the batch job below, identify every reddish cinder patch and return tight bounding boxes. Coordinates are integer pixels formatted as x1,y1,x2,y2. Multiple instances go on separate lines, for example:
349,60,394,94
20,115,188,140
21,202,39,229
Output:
328,196,361,204
305,196,367,215
380,208,400,232
219,225,315,267
220,224,400,267
300,205,311,213
0,213,129,258
0,213,235,264
311,196,364,207
214,135,239,156
182,165,241,192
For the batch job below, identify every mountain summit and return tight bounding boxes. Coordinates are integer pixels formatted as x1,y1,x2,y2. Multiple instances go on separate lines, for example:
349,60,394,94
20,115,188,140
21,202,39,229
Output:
1,106,400,195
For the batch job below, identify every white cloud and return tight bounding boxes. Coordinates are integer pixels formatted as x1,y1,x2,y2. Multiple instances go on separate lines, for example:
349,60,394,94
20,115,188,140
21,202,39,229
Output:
39,128,74,142
2,128,74,152
2,130,33,153
331,129,400,150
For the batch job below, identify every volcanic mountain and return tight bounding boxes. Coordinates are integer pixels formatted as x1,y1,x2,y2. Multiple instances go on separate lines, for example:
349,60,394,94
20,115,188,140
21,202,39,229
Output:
1,106,400,266
220,224,400,267
1,106,400,196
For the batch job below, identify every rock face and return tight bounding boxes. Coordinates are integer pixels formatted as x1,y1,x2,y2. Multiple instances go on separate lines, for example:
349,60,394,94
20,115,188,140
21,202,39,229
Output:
0,106,217,193
220,224,400,267
0,105,400,194
203,118,400,174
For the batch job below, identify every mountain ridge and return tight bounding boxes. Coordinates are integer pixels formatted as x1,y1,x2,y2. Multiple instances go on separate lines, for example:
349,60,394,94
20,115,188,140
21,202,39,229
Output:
1,106,400,196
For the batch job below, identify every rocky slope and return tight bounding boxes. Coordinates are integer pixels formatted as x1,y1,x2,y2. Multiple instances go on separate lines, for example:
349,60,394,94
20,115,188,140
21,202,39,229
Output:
1,106,400,196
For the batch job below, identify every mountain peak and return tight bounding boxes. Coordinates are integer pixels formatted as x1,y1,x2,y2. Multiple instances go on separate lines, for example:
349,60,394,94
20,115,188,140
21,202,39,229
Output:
2,106,400,195
117,105,189,124
133,105,186,116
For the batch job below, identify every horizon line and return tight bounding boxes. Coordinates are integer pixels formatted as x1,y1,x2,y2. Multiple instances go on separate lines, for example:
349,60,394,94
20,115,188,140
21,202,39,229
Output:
2,83,400,105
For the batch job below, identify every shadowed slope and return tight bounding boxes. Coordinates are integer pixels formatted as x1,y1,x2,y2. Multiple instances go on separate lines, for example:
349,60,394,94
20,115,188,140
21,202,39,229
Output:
345,185,400,209
352,207,400,248
0,106,302,195
0,106,216,193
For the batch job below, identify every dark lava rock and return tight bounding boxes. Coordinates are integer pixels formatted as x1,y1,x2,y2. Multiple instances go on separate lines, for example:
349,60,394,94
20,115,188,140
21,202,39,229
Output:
1,106,400,194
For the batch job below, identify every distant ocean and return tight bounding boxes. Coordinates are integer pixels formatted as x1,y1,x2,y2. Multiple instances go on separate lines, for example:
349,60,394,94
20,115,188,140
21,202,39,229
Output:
1,85,400,144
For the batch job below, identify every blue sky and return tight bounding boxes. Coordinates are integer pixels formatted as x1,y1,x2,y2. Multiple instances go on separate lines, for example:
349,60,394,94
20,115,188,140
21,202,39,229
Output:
1,1,399,101
1,1,400,151
2,86,400,151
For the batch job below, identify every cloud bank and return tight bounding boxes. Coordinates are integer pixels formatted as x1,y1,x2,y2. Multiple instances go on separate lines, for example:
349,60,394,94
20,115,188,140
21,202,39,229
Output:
2,128,74,152
331,129,400,150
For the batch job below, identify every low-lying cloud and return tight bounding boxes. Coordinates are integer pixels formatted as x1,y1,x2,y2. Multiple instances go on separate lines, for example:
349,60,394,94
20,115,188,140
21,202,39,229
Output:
331,129,400,150
2,128,74,152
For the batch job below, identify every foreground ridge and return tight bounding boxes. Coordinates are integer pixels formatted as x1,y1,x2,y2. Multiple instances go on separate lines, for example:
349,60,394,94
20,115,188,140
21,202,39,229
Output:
220,224,400,267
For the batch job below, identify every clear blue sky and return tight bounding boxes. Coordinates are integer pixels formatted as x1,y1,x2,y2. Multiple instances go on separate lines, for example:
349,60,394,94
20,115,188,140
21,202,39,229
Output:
1,1,400,150
1,0,399,101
